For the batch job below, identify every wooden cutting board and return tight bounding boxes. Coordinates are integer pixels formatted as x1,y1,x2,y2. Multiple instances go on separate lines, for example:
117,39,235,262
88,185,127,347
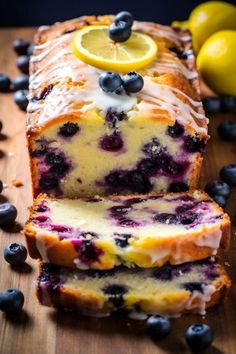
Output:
0,27,235,354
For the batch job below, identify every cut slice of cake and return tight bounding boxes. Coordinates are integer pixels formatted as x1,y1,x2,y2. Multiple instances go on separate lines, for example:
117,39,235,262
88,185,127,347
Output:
27,15,208,198
37,258,231,317
24,190,230,269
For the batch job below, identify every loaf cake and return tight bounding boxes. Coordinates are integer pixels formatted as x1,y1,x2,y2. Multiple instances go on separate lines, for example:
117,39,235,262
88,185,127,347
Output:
37,258,231,316
24,190,230,269
27,15,208,198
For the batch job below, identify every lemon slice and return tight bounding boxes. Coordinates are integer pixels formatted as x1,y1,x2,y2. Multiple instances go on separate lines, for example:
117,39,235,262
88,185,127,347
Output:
73,25,158,73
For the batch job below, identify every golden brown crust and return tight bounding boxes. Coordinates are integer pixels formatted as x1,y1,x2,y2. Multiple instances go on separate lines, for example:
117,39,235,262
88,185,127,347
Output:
24,190,231,269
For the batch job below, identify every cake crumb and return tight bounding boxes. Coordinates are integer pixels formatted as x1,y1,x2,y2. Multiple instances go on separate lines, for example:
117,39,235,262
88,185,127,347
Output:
12,179,24,187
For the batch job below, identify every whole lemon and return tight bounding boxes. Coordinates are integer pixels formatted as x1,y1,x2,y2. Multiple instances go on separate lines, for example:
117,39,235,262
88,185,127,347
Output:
197,30,236,96
189,1,236,53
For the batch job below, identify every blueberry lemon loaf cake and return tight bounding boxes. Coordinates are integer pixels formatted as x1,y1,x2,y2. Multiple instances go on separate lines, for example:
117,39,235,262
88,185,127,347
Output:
37,259,231,316
27,15,208,198
24,191,230,269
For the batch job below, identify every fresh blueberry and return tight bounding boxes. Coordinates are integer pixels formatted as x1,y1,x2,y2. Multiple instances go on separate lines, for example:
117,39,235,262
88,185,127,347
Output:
27,44,34,56
183,282,203,292
58,122,79,137
12,39,30,55
99,72,122,93
205,180,230,198
4,243,27,266
211,194,227,208
184,135,206,153
122,72,144,93
0,288,24,313
221,95,236,113
185,324,214,352
13,89,29,111
108,21,131,42
168,182,189,193
154,213,180,224
0,74,11,92
220,164,236,186
115,11,133,27
146,315,172,340
218,121,236,141
137,158,159,176
100,132,123,151
39,175,59,190
12,74,29,91
16,55,30,74
202,97,221,114
0,203,17,225
124,170,152,193
167,121,184,138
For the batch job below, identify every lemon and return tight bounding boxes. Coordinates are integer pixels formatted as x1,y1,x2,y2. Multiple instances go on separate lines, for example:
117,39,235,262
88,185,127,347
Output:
197,30,236,96
171,20,189,29
73,25,158,73
189,1,236,53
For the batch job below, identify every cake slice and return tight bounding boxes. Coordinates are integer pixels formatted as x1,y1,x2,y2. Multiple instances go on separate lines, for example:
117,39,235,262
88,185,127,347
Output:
24,190,230,269
37,258,231,317
27,15,208,198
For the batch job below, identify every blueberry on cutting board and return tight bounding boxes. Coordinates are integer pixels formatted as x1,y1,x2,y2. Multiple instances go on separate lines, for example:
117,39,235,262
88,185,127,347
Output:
0,203,17,225
146,315,172,340
4,243,27,266
220,164,236,186
185,324,214,352
0,289,24,313
218,121,236,141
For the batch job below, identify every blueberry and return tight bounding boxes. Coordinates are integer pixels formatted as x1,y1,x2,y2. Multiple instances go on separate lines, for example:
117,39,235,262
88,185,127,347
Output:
0,288,24,313
221,95,236,113
108,21,131,42
105,171,125,187
114,233,131,247
49,163,70,178
124,170,152,193
103,284,127,307
167,121,184,138
105,109,125,128
118,218,139,227
27,44,34,56
4,243,27,266
0,180,3,194
185,324,214,352
211,194,227,208
205,180,230,198
109,205,132,216
12,74,29,91
16,55,30,74
154,213,180,224
31,143,47,157
180,212,197,225
162,159,183,176
99,132,123,151
153,264,172,281
13,89,29,111
137,158,159,176
146,315,172,340
168,182,189,193
202,97,221,114
220,164,236,186
218,121,236,141
99,72,122,93
115,11,133,27
122,72,144,93
0,74,11,92
58,122,79,137
0,203,17,225
45,152,65,166
183,282,203,293
142,138,162,157
184,135,206,153
12,39,30,55
39,175,59,190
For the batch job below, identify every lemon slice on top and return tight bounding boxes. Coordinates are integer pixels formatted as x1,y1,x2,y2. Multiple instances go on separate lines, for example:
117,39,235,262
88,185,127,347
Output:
73,25,158,73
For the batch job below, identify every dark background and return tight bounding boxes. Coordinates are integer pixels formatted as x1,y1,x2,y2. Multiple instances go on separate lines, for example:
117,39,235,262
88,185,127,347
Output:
1,0,236,27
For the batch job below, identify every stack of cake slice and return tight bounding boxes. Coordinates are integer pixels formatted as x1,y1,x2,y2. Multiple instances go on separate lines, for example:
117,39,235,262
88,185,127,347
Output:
24,15,231,317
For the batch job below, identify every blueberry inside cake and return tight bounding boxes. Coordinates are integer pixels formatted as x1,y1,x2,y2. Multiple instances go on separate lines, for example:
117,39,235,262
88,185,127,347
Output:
37,258,230,317
24,190,230,269
27,15,208,198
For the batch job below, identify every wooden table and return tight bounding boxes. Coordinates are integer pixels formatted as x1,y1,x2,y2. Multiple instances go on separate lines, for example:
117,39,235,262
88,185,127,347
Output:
0,27,235,354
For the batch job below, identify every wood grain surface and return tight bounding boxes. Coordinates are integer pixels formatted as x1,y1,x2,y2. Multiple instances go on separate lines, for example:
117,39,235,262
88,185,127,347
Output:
0,28,235,354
